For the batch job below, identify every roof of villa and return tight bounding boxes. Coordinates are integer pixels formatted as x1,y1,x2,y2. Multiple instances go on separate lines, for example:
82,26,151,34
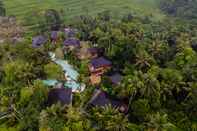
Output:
47,88,72,106
90,57,112,68
32,35,47,47
89,89,111,106
64,28,76,37
89,89,128,113
109,73,122,85
64,38,80,46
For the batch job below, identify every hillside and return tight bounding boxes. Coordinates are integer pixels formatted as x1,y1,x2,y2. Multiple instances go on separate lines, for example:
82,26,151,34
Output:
0,14,196,130
1,0,197,131
5,0,165,24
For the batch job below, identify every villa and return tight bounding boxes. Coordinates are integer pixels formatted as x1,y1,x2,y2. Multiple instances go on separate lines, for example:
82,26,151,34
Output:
47,88,72,106
32,35,47,47
64,38,80,50
88,89,128,113
64,27,76,38
89,57,112,75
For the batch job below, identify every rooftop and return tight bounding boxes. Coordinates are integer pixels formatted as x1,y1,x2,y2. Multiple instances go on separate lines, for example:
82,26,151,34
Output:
64,28,76,38
90,57,112,68
51,31,58,39
109,73,122,85
47,88,72,106
89,89,111,106
64,38,80,47
32,35,47,47
89,89,128,113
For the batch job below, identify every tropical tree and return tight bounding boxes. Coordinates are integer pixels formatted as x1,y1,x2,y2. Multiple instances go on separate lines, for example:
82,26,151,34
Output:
134,48,155,71
90,105,130,131
39,105,92,131
0,80,48,130
65,106,92,131
130,99,150,122
118,71,142,98
0,0,6,16
3,59,35,85
172,47,197,69
139,73,161,108
90,27,105,45
39,104,67,131
45,9,62,30
160,0,197,20
144,112,177,131
44,62,64,79
97,10,111,22
160,68,184,102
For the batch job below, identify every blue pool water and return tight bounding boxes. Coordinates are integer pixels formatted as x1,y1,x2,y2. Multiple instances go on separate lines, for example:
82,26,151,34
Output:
54,59,79,80
43,79,58,86
43,52,85,92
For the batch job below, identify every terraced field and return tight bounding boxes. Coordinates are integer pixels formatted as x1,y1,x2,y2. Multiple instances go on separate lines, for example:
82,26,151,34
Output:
4,0,165,26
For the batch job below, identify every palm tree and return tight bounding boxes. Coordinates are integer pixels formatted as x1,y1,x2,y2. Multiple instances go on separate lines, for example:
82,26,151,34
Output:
91,105,129,131
139,73,160,101
134,50,155,71
148,40,166,59
144,112,176,131
120,73,141,98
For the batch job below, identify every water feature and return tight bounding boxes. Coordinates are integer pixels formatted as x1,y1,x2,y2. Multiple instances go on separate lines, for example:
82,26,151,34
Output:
43,52,85,93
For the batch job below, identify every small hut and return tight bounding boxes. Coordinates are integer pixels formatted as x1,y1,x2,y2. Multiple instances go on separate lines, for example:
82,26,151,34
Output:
47,88,72,106
89,57,112,76
64,38,80,50
32,35,47,47
88,89,128,113
87,47,103,59
109,73,122,85
64,28,76,38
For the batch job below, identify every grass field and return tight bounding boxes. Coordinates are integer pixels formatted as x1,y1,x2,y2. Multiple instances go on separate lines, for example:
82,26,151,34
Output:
4,0,165,26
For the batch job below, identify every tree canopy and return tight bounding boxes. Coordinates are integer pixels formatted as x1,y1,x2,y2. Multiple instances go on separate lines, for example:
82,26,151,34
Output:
0,8,197,131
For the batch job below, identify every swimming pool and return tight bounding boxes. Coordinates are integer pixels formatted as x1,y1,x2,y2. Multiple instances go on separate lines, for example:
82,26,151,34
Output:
43,52,85,92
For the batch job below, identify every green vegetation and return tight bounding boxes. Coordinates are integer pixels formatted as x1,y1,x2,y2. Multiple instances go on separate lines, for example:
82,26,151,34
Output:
4,0,165,25
0,0,197,131
160,0,197,21
0,0,6,16
44,63,64,79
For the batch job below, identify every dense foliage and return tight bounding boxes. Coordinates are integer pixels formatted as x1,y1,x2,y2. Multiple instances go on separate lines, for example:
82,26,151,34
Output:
160,0,197,21
0,5,197,131
0,0,6,16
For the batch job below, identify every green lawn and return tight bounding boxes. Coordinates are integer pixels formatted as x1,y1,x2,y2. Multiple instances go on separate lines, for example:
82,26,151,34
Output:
5,0,165,25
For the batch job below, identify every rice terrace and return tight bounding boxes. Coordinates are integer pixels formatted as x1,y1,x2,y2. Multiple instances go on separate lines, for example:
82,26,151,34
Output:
5,0,164,23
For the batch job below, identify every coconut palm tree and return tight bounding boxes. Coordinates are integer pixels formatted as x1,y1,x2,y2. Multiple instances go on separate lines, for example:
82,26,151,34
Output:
144,112,177,131
139,73,160,101
134,49,155,71
91,105,129,131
